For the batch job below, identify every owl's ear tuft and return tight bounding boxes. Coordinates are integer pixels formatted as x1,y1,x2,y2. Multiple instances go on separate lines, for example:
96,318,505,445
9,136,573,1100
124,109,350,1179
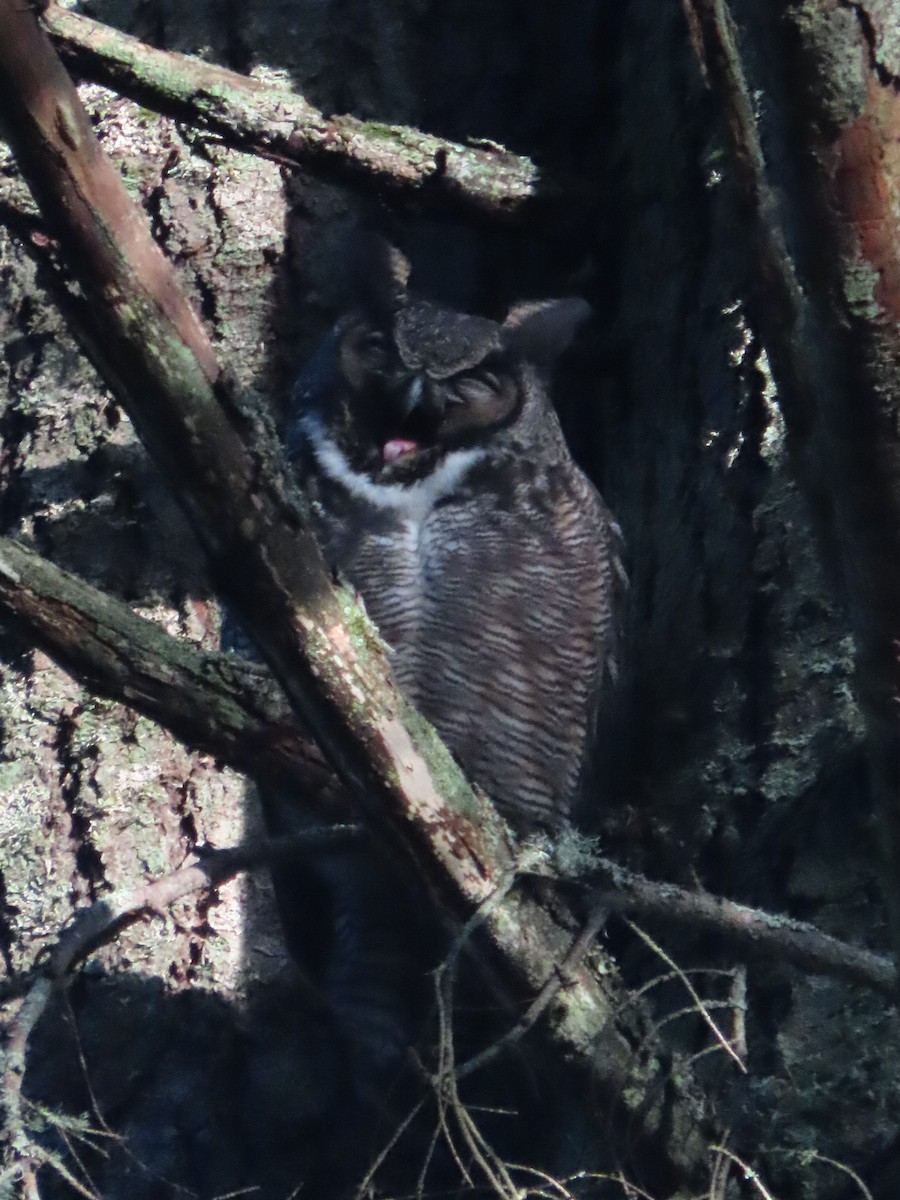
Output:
357,233,411,321
501,298,591,364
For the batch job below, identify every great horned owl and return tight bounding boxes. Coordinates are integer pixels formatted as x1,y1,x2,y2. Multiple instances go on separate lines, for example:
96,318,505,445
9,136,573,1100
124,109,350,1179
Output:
289,250,622,834
267,248,623,1181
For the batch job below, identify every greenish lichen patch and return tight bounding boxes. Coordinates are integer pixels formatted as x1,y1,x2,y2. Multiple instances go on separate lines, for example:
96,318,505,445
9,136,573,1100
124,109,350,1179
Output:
351,119,404,141
791,4,869,131
335,580,390,658
393,695,480,821
842,255,883,319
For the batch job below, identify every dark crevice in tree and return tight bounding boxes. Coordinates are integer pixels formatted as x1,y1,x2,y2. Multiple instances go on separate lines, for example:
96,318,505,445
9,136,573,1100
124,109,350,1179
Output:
54,713,106,899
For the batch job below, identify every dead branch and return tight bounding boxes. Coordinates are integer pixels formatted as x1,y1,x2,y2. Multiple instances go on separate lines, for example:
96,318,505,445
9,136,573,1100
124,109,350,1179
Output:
0,5,706,1188
451,903,610,1081
589,855,897,995
42,4,559,225
624,918,747,1072
2,534,888,1000
0,980,52,1199
0,519,890,1008
0,0,502,922
0,535,341,801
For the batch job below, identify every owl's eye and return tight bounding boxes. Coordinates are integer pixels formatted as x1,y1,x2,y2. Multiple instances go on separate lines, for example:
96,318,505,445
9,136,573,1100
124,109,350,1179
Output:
341,326,392,391
449,372,502,407
358,331,389,366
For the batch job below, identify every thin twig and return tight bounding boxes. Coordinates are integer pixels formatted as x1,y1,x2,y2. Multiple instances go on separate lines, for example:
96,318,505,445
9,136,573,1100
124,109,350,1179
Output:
0,980,54,1198
710,1146,778,1200
350,1094,427,1200
455,902,609,1081
0,830,359,1199
46,829,361,981
624,919,746,1073
804,1153,874,1200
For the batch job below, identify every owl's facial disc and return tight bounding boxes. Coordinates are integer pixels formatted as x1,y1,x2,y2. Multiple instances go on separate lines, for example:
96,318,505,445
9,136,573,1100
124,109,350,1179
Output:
337,314,518,480
374,363,518,482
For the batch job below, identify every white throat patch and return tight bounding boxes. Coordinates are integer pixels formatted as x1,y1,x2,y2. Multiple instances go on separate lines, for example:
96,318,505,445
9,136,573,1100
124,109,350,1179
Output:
300,413,485,523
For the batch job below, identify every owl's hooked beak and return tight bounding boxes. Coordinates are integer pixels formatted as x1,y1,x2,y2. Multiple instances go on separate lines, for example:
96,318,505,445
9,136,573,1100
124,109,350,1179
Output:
399,375,425,418
396,373,447,423
380,375,442,466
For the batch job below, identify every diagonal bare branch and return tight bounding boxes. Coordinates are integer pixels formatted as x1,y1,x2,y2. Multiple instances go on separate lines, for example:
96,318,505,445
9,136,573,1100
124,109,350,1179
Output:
0,534,337,799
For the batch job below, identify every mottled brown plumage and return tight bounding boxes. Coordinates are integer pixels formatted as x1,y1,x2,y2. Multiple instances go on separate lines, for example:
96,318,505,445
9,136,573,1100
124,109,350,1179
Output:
271,255,623,1181
291,275,622,833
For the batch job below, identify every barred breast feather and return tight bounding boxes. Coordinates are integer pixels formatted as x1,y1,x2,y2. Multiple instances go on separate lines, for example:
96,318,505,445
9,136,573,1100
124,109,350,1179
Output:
301,388,622,833
268,272,623,1173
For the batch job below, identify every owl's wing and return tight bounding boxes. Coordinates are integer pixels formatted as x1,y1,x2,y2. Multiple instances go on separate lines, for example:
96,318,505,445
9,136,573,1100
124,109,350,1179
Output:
529,462,625,821
569,471,627,820
393,460,624,833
